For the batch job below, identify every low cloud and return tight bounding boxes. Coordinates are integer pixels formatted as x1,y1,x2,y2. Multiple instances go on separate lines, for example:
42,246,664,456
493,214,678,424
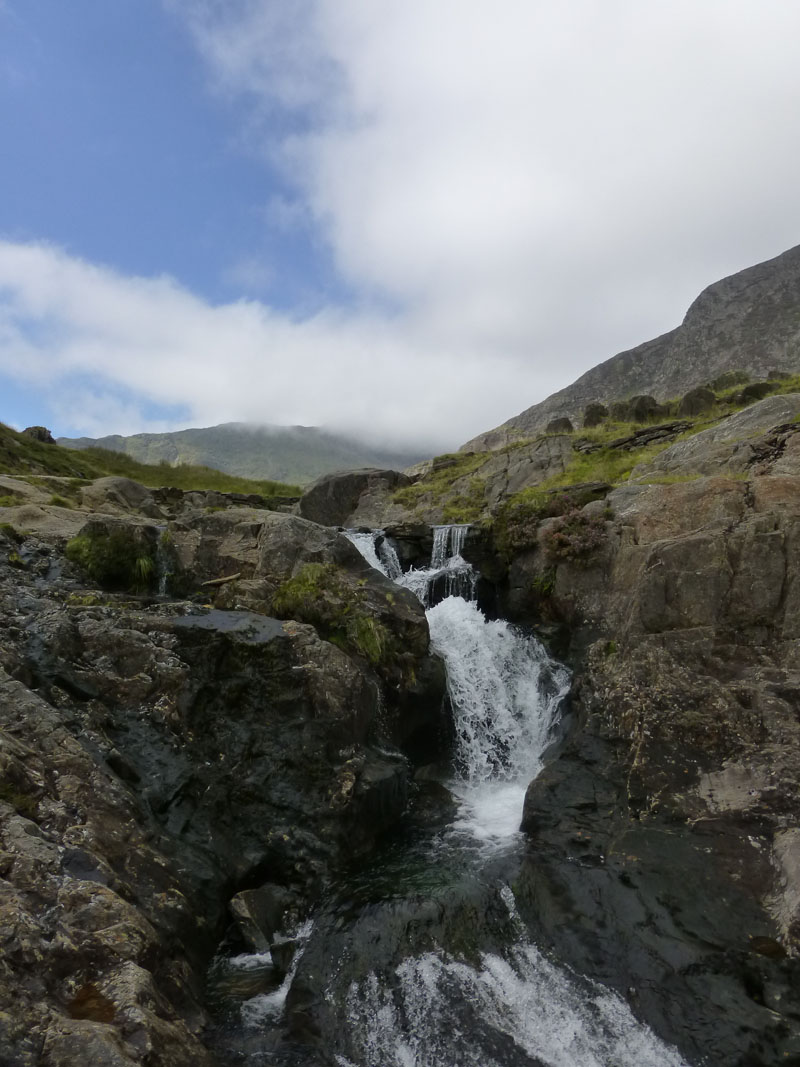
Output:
0,240,538,448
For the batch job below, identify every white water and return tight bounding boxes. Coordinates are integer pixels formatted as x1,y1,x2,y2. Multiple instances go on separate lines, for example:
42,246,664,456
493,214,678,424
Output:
238,919,314,1027
331,526,690,1067
428,596,569,838
347,526,567,841
337,890,689,1067
396,524,477,605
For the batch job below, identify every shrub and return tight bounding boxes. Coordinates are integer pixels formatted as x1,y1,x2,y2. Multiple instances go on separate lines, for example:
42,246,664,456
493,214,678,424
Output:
495,487,606,558
0,522,23,544
542,507,607,566
65,525,157,592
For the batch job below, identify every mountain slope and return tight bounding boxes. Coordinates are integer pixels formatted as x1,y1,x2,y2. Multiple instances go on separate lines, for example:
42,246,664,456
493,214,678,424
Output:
462,242,800,450
59,423,426,486
0,421,299,497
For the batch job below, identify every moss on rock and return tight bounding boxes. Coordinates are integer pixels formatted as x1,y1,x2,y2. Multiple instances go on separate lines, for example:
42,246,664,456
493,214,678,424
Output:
65,523,158,592
272,562,394,666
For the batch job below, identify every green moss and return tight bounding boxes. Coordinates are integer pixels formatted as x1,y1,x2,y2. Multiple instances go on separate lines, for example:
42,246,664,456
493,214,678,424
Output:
0,522,23,544
273,562,394,666
65,526,157,592
441,477,487,524
531,569,556,597
0,781,38,817
0,495,19,507
48,494,72,508
65,592,106,607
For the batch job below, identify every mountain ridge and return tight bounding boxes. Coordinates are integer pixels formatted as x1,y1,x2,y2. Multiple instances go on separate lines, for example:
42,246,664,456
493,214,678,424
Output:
462,242,800,450
59,422,427,486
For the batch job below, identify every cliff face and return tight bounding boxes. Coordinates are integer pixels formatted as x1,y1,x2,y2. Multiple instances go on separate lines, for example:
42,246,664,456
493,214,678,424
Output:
463,242,800,450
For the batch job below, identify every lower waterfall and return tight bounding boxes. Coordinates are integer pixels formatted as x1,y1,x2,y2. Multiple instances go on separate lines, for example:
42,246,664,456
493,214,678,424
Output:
218,525,690,1066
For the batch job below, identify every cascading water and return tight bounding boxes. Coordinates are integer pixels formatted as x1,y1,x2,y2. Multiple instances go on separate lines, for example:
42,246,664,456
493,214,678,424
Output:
214,526,688,1065
397,524,477,605
309,525,691,1067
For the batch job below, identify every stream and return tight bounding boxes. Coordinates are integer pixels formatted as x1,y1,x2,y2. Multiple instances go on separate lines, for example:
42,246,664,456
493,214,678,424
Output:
211,525,691,1066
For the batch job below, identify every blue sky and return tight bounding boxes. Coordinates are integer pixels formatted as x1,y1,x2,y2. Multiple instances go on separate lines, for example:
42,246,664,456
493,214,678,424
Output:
1,1,799,448
0,1,343,305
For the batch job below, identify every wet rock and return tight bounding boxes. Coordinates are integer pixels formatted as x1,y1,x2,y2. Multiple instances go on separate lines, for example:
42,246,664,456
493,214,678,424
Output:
0,511,446,1064
509,445,800,1063
229,885,297,953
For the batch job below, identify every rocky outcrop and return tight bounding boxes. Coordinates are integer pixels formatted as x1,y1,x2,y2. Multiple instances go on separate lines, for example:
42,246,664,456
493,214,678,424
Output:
297,467,411,527
463,242,800,450
630,392,800,480
490,415,800,1063
308,438,578,529
0,479,447,1064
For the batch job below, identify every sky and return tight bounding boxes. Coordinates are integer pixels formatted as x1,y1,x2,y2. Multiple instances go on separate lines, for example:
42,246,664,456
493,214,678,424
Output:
0,1,799,451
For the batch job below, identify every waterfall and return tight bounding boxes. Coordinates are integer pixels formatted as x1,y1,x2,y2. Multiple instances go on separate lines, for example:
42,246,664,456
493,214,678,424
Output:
344,528,404,582
382,523,477,606
232,526,690,1067
346,524,567,839
155,528,170,596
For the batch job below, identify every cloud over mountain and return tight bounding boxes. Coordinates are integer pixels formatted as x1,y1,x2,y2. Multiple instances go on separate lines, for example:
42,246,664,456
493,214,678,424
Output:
2,2,800,445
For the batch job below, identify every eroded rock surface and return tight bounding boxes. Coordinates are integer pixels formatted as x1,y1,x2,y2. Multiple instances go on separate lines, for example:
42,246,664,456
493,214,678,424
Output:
0,485,446,1064
503,449,800,1062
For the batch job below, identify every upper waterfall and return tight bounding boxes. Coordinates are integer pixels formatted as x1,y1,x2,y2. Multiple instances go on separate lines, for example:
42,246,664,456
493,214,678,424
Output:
345,523,568,839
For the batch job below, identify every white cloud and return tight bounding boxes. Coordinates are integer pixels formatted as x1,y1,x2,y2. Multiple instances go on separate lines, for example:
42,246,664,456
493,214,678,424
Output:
173,2,800,370
5,2,800,446
0,240,535,448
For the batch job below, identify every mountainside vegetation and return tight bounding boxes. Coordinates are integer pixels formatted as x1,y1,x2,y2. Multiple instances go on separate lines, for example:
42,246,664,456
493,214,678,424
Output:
0,421,301,499
391,371,800,526
58,422,426,486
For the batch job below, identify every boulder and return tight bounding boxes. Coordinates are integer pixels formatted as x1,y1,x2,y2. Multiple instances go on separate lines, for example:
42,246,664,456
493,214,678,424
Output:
610,394,666,423
677,385,716,415
736,380,776,404
582,402,608,428
79,476,164,518
298,468,410,527
545,417,574,433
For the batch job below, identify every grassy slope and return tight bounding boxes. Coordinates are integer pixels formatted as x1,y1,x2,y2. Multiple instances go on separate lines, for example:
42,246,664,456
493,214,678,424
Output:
0,422,301,498
395,375,800,523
